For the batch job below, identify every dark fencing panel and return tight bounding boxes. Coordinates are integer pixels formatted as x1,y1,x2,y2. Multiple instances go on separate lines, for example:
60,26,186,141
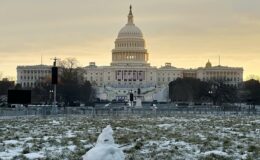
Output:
8,90,31,104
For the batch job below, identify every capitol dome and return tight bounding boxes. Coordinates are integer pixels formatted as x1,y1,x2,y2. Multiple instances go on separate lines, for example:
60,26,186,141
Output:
205,60,212,68
118,25,143,38
117,5,143,38
111,5,149,66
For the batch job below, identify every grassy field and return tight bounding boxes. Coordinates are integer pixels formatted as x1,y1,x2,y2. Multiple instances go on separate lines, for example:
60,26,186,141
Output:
0,115,259,160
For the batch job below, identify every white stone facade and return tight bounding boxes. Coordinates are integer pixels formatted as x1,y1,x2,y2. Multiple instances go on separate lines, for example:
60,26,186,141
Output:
17,65,52,88
196,64,243,86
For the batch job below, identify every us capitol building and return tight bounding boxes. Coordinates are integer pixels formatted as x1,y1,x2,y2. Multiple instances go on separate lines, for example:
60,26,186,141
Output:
17,6,243,101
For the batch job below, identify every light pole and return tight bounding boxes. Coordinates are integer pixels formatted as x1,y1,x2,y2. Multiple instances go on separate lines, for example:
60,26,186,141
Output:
51,57,59,107
209,84,219,106
208,90,213,106
51,57,59,114
49,90,54,104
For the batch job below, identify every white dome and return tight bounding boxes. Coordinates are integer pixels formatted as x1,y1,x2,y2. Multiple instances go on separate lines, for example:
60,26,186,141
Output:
117,5,143,38
118,24,143,38
111,6,149,66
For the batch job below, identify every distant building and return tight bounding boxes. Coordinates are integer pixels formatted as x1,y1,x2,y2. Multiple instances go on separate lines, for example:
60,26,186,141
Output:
156,63,183,86
197,61,243,86
17,65,51,88
16,6,243,101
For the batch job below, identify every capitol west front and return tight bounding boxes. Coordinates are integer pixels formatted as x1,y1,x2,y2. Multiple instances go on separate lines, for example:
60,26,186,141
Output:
17,6,243,101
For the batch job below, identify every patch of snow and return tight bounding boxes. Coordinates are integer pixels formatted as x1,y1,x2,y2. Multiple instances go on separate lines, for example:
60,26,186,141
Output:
51,120,60,125
80,140,87,143
250,120,260,124
241,153,248,159
24,152,45,159
196,133,207,141
203,150,228,157
0,147,23,159
66,130,76,138
3,140,19,145
67,145,77,152
157,124,173,129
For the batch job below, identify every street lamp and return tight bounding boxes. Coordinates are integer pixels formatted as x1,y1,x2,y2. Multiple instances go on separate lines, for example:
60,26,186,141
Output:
49,90,54,104
209,84,219,105
208,90,213,106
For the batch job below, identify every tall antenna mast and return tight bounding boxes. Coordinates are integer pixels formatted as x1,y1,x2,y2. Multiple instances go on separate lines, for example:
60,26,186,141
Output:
218,55,220,66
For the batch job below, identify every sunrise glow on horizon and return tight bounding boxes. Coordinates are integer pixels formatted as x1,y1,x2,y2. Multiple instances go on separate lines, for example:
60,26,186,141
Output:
0,0,260,80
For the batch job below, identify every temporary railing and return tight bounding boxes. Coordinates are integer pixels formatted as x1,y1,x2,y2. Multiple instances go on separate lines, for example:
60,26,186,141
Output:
0,104,259,118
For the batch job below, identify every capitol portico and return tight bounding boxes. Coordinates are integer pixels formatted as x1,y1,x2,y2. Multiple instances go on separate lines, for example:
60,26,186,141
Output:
17,6,243,102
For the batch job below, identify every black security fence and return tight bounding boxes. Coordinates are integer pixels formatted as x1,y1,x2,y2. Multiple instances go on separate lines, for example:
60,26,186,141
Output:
0,104,259,118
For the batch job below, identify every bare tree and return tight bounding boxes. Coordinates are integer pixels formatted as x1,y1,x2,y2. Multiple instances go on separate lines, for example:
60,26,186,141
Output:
5,76,15,81
0,74,15,81
58,58,79,70
246,74,260,81
55,58,93,105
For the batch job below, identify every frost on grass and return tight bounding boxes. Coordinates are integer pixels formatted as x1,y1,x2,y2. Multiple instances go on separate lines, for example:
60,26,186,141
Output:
0,115,259,159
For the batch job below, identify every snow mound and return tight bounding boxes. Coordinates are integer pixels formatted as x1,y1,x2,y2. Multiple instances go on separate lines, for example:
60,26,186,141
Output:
96,125,115,145
82,125,125,160
24,152,45,159
203,150,228,157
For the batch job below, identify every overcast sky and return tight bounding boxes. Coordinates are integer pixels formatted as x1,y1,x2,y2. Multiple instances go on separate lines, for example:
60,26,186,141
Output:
0,0,260,79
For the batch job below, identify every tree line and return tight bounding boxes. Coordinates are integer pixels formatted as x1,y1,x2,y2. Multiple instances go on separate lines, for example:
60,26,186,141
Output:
31,58,95,106
0,58,94,106
1,63,260,106
169,77,260,105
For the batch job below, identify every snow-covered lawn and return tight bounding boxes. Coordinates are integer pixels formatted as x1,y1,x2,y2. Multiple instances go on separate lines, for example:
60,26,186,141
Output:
0,115,259,160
